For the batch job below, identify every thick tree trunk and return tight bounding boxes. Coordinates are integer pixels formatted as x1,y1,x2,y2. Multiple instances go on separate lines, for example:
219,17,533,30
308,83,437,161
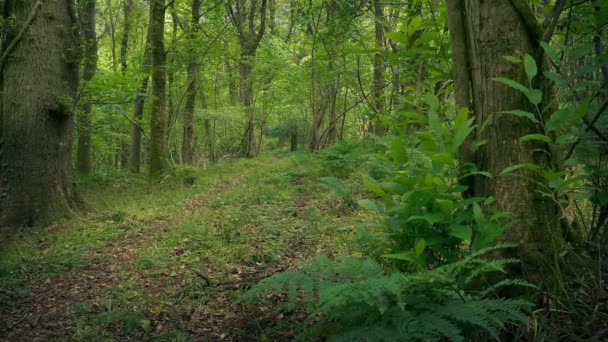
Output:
181,0,202,165
149,0,168,175
76,0,98,175
0,0,81,226
447,0,564,262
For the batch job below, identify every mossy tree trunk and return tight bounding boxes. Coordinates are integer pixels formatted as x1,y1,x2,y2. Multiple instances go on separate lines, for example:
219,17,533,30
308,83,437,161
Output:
446,0,566,266
0,0,81,226
129,23,151,174
149,0,168,175
371,0,387,136
181,0,202,165
75,0,98,175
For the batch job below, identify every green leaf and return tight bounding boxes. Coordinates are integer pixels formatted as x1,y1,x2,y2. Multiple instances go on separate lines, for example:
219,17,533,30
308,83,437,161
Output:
524,89,543,105
540,41,560,64
358,199,381,212
503,55,521,64
414,239,427,256
382,252,418,263
543,71,567,87
520,134,552,143
385,31,408,44
449,224,471,241
500,110,539,123
435,198,454,213
492,77,529,93
140,320,151,332
390,139,408,163
453,108,473,151
408,213,444,225
546,107,578,132
574,192,592,200
523,54,538,79
459,171,493,179
472,203,486,227
500,163,540,175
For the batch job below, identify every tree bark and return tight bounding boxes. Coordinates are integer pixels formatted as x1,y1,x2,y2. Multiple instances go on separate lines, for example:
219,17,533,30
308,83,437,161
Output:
371,0,387,136
182,0,202,165
226,0,268,158
0,0,81,226
129,26,151,174
446,0,564,263
76,0,98,175
149,0,168,175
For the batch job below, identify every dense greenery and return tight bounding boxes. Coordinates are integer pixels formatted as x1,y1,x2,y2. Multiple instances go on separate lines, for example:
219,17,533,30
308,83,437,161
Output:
1,0,607,340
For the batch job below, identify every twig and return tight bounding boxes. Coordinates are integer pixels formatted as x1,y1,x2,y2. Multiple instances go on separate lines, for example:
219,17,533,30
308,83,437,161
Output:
0,0,44,72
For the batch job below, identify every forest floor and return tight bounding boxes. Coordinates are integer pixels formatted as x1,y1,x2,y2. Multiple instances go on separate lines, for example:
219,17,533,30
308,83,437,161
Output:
0,149,378,341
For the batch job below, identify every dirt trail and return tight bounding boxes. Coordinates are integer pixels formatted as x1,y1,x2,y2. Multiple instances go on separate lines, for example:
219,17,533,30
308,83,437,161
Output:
0,170,297,341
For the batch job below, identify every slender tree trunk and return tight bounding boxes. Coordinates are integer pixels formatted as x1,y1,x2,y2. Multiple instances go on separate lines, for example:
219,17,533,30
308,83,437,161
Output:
129,21,152,173
0,0,81,226
149,0,168,175
182,0,202,165
371,0,387,136
239,52,257,157
202,91,216,162
447,0,564,265
106,0,118,72
225,0,267,158
76,0,98,175
120,0,132,75
225,58,238,105
325,75,339,146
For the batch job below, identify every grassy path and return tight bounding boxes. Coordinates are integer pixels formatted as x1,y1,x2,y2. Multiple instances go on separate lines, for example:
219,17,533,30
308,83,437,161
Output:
0,153,371,341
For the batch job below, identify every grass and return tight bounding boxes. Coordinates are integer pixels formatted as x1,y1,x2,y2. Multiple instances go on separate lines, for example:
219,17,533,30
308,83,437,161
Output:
0,144,384,341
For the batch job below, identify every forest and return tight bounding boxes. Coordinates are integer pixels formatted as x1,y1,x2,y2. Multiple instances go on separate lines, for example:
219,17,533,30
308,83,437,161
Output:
0,0,607,340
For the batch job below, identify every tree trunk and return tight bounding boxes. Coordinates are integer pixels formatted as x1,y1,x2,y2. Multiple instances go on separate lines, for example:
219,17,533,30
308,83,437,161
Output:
239,53,257,157
371,0,387,136
0,0,81,226
202,90,216,162
446,0,564,263
225,0,267,158
120,0,132,75
149,0,168,175
76,0,98,175
129,24,152,174
181,0,201,165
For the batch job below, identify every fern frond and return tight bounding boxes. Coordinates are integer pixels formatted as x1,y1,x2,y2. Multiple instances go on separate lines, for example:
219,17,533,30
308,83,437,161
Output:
480,279,538,297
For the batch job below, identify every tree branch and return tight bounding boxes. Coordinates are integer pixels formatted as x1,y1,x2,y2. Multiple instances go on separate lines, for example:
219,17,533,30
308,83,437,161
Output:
542,0,567,42
509,0,543,42
0,0,44,73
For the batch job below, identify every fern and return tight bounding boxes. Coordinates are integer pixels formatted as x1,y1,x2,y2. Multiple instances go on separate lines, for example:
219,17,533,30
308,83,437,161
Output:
242,251,534,341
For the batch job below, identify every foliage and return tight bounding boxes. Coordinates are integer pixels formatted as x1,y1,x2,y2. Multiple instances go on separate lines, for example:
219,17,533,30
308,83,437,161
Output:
358,98,509,269
242,246,534,341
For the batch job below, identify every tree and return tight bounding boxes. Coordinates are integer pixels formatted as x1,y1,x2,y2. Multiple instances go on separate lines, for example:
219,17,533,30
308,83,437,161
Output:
0,0,81,226
76,0,98,174
226,0,268,158
182,0,202,165
149,0,168,175
370,0,387,136
446,0,567,263
129,22,152,174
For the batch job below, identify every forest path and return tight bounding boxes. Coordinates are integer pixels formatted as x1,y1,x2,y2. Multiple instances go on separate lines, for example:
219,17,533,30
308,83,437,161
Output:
0,154,365,341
